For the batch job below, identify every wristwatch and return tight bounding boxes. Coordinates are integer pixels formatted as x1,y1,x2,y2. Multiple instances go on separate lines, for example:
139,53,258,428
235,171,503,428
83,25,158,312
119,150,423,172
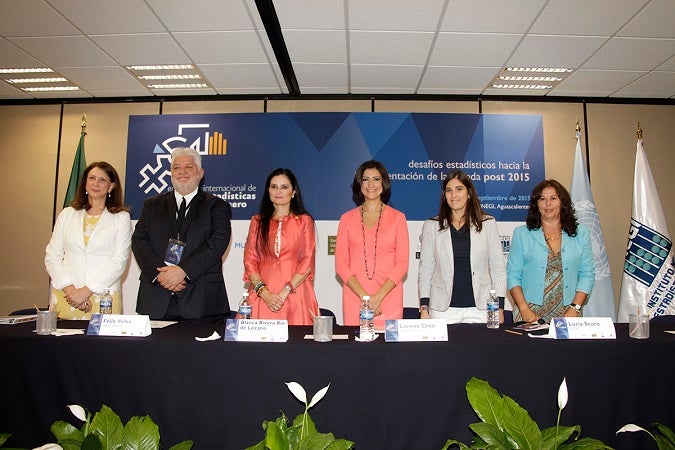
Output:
569,303,582,313
419,305,429,313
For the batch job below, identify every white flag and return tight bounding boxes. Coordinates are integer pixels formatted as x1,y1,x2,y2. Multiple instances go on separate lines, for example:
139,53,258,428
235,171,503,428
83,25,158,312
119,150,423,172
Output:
617,140,675,322
570,134,616,320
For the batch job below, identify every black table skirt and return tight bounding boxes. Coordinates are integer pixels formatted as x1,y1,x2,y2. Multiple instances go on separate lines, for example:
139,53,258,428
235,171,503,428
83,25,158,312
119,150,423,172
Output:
1,321,672,449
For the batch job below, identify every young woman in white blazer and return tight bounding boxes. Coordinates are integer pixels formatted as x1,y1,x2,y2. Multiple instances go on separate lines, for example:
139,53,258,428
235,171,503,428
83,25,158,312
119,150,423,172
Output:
45,161,132,319
418,171,506,323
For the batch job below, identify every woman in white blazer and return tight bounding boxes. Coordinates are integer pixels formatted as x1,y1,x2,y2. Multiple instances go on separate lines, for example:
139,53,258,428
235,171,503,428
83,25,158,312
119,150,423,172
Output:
418,171,506,324
45,162,132,319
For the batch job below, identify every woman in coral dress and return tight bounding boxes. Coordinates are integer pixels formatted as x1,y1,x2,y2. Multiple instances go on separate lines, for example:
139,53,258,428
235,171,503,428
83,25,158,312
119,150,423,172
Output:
335,160,409,330
243,168,319,325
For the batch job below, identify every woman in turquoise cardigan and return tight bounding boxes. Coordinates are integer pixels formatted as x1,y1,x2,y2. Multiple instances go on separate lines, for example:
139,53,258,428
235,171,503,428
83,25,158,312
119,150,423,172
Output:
506,179,594,322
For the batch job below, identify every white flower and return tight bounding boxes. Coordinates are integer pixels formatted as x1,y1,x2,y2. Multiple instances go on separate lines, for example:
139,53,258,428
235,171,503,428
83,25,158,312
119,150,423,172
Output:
67,404,87,422
286,381,330,408
32,444,63,450
616,424,648,434
557,378,568,410
286,382,307,404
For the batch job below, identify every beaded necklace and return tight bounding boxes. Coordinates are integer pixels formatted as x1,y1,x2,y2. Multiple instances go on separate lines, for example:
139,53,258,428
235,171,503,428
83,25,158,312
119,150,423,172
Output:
361,202,383,280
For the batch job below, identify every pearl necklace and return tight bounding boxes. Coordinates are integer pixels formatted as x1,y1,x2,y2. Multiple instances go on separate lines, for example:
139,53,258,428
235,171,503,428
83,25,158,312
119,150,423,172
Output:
361,203,383,280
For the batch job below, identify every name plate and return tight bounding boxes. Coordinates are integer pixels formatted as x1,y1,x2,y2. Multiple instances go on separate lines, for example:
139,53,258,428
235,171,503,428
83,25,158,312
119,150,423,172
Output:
549,317,616,339
87,314,152,337
224,318,288,342
384,319,448,342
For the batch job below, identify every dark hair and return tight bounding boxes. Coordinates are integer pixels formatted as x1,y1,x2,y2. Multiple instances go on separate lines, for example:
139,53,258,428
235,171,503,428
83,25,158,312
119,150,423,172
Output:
526,179,578,236
256,168,310,256
70,161,129,214
351,160,392,205
438,170,487,233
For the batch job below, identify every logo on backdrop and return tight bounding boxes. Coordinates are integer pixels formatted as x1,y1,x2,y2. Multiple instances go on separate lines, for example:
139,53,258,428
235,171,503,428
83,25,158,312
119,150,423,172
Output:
138,123,228,195
624,219,672,286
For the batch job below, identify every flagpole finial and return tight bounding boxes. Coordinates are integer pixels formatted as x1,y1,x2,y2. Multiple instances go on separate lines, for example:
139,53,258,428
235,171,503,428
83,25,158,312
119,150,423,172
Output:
575,120,581,139
81,114,87,134
637,122,642,140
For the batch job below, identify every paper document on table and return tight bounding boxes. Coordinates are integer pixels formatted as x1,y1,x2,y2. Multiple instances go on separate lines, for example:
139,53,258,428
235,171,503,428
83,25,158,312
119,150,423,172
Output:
150,320,177,328
0,315,37,325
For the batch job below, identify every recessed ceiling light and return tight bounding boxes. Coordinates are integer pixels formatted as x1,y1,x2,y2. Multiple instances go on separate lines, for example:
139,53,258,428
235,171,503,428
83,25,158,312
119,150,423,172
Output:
0,68,54,74
499,76,562,82
21,86,80,92
127,65,194,71
491,84,552,89
5,77,68,83
147,83,208,89
137,74,201,80
505,67,572,73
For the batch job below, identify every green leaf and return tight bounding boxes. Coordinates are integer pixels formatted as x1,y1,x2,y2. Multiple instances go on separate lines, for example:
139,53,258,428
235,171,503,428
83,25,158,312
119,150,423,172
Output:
264,421,289,450
466,378,503,428
441,439,471,450
500,394,541,450
654,434,675,450
285,424,302,448
167,441,194,450
51,420,84,444
81,433,104,450
469,422,509,448
90,405,124,449
122,415,160,450
296,432,335,450
325,438,355,450
0,434,9,446
558,436,612,449
542,425,581,448
654,423,675,447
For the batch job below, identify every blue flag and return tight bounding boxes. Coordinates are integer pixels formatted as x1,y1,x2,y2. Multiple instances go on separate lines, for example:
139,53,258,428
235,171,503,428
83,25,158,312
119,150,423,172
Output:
570,133,616,320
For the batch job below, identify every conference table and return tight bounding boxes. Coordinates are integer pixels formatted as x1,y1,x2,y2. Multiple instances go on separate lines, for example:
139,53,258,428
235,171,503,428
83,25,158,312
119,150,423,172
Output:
1,320,673,449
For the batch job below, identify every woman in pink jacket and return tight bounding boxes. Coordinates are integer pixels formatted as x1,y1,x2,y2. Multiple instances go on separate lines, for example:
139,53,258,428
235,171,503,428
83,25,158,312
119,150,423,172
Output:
335,160,409,330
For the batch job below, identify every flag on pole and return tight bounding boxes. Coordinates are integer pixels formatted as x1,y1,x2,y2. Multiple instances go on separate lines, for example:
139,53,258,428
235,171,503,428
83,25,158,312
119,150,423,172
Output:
63,130,87,208
570,132,616,320
617,139,675,322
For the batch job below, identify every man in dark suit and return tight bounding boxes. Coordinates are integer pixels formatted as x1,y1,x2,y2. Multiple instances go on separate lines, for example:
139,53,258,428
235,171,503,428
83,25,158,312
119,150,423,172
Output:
132,147,232,322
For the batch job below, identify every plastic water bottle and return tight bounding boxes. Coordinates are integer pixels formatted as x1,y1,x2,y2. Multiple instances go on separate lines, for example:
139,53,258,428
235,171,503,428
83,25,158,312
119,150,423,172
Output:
100,288,113,315
359,296,375,341
486,289,499,329
238,291,252,319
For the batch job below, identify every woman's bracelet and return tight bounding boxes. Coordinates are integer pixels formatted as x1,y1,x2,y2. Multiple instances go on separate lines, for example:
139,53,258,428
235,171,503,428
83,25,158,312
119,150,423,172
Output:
254,282,267,296
284,282,296,294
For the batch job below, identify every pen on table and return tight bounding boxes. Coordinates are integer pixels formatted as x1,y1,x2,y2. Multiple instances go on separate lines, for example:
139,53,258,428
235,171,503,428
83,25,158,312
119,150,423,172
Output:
505,329,522,336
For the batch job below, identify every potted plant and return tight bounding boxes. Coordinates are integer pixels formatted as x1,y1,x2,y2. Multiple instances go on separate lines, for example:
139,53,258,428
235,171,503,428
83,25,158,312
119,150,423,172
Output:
246,382,354,450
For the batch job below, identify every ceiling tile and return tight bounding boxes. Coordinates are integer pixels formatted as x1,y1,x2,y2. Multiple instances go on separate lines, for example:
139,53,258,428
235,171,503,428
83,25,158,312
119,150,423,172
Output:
349,0,445,32
350,31,434,65
49,0,165,34
417,87,483,95
0,39,45,68
657,55,675,71
350,64,423,89
583,37,675,70
57,66,145,91
275,0,345,29
293,63,347,88
530,0,645,36
283,30,346,63
198,63,280,89
88,89,153,97
9,36,117,67
421,66,500,90
509,35,608,68
147,0,256,31
440,0,546,33
555,69,645,93
430,33,521,67
619,0,675,38
482,87,548,96
173,31,267,64
91,34,191,65
148,87,217,96
612,71,675,97
0,0,79,37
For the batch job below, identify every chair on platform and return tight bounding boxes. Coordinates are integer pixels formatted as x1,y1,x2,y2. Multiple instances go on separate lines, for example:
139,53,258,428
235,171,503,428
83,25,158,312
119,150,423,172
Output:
10,308,46,316
403,307,419,319
319,308,335,318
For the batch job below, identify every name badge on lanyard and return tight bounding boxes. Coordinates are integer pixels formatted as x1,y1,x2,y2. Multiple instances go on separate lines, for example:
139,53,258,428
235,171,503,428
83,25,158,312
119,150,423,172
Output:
164,238,186,266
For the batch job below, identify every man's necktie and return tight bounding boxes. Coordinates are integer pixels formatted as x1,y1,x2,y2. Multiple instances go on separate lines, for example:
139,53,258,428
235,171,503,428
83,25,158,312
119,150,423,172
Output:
177,197,187,227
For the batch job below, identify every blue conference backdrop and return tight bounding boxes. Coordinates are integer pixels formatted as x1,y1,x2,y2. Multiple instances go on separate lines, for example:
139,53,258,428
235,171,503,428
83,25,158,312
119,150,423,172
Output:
125,112,544,221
